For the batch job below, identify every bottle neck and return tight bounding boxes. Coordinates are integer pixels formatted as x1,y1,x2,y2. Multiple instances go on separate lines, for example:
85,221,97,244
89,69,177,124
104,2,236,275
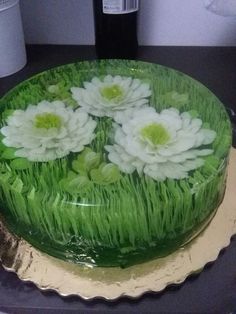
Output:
93,0,139,59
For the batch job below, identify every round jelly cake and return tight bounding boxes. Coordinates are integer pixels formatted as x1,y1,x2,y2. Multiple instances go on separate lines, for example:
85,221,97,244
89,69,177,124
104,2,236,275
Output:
0,60,232,267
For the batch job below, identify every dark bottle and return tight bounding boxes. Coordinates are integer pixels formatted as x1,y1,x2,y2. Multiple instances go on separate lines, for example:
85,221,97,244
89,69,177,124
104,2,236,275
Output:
93,0,139,59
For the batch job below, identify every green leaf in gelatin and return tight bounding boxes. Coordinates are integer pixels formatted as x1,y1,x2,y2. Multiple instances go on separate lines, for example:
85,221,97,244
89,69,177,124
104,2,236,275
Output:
10,158,32,170
159,91,189,107
0,140,6,152
67,170,78,180
188,110,199,118
47,84,60,94
0,134,7,152
61,175,93,196
63,97,77,108
1,147,17,160
202,122,210,129
72,148,101,174
59,177,68,191
0,172,12,184
90,163,121,185
0,163,7,173
72,160,86,175
2,109,14,121
47,82,77,108
11,177,24,193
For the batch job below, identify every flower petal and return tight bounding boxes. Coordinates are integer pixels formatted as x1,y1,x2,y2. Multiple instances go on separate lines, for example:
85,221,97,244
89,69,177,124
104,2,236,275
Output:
1,101,97,162
71,76,152,118
106,106,216,181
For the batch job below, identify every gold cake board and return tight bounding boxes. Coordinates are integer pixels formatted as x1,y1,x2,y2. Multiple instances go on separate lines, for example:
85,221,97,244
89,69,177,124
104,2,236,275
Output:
0,149,236,300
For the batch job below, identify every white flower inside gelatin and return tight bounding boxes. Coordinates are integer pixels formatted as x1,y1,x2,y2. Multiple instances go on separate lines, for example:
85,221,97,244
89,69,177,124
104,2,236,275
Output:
71,75,151,118
0,100,97,162
105,107,217,181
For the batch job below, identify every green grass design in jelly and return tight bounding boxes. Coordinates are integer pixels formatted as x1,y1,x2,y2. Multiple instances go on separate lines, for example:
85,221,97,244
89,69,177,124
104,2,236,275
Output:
0,60,232,267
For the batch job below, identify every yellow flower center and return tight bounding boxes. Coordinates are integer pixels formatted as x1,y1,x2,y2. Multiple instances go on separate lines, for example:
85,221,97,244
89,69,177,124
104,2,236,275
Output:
140,123,170,146
34,113,62,129
100,84,123,101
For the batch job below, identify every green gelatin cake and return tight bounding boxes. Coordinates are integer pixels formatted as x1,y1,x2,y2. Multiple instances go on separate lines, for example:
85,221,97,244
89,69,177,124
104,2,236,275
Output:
0,60,232,268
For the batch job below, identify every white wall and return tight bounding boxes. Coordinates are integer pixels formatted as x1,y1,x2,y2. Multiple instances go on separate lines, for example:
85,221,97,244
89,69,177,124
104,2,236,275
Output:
20,0,236,46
